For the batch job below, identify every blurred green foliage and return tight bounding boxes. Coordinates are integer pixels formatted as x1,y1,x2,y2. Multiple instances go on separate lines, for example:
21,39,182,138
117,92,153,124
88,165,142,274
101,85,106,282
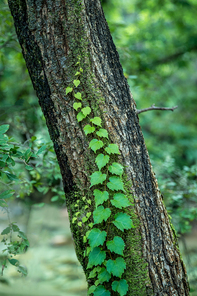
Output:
0,0,197,290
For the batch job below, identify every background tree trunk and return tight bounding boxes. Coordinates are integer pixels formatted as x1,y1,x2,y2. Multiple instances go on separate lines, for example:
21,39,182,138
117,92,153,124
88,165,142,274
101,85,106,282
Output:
8,0,189,295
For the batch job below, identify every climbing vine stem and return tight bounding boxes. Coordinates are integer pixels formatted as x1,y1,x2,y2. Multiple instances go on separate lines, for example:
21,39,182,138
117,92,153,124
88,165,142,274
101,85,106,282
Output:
67,58,134,296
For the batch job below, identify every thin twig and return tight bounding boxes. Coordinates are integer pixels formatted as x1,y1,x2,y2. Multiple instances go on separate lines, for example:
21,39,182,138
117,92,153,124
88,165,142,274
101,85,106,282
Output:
136,104,178,115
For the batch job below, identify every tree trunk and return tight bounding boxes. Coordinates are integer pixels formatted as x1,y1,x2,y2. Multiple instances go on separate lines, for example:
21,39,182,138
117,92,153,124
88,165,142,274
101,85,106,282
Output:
8,0,189,295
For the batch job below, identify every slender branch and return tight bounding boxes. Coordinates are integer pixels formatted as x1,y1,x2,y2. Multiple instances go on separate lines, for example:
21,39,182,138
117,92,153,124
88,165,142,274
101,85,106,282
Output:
136,104,178,115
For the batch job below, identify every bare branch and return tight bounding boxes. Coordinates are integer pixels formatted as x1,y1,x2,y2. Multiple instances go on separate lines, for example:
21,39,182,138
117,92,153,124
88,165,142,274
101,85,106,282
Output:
136,104,178,115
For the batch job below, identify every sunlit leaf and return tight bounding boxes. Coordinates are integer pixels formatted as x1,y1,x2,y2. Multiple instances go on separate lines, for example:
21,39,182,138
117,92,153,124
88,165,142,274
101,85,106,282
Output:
90,171,107,187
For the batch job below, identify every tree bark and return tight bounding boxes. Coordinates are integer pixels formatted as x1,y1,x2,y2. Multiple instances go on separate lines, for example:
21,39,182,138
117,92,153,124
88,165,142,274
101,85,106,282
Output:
8,0,189,295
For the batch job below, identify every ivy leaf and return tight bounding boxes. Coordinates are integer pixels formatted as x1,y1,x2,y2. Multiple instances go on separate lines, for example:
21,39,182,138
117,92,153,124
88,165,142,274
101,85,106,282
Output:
73,102,82,111
0,124,9,134
88,286,96,295
111,193,131,209
88,267,102,279
93,286,110,296
95,154,109,170
96,129,108,139
77,112,86,122
84,125,95,135
106,236,125,255
107,176,124,191
112,213,134,232
81,106,91,117
0,190,14,199
97,268,111,284
66,87,73,94
93,189,109,207
90,117,102,127
88,228,107,250
89,139,104,153
112,280,128,296
108,162,124,176
73,79,80,87
74,92,82,100
87,247,106,268
93,206,111,224
90,171,107,187
105,144,120,155
106,257,126,277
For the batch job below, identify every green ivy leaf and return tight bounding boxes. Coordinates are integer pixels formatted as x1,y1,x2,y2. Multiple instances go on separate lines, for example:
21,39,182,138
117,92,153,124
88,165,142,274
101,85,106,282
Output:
107,176,124,191
93,285,110,296
87,247,106,268
95,154,109,171
88,285,96,295
108,162,124,176
81,107,91,117
90,117,102,127
74,92,82,100
90,171,107,187
0,124,9,134
77,112,86,122
73,102,82,111
84,125,95,135
66,87,73,94
88,267,102,279
98,268,111,283
106,257,126,277
106,236,125,255
0,190,14,199
112,213,134,232
89,139,104,153
93,206,111,224
105,144,120,155
112,280,128,296
88,228,107,250
73,79,80,87
111,193,130,209
93,189,109,207
96,129,108,139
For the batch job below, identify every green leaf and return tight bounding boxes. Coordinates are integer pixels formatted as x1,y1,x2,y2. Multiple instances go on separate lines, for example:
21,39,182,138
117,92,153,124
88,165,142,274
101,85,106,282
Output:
12,224,19,232
77,112,86,122
88,285,96,295
106,257,126,277
112,213,134,232
81,107,91,117
93,206,111,224
98,268,111,283
90,171,107,187
4,171,18,181
87,247,106,268
75,71,80,76
108,162,124,176
25,165,34,170
74,92,82,100
88,267,101,279
0,190,14,199
8,258,19,266
95,154,109,171
24,148,32,161
66,87,73,94
88,228,107,250
18,231,28,240
17,265,28,276
111,193,130,209
105,144,120,155
107,176,124,191
73,102,82,111
36,145,47,155
96,129,108,139
112,280,128,296
90,117,102,127
73,79,80,87
93,285,110,296
84,125,95,135
0,200,8,207
93,189,109,207
0,125,9,134
89,139,104,153
1,227,10,235
106,236,125,255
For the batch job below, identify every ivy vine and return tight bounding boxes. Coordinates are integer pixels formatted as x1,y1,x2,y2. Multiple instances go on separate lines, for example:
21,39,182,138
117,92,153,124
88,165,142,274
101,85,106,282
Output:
66,59,134,296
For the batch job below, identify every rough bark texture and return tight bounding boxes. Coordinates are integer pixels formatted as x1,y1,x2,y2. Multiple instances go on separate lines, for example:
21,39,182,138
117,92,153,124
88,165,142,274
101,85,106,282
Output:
8,0,190,295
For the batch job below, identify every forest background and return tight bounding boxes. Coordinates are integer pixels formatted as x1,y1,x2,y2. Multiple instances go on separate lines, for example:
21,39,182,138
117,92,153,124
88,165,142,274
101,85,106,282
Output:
0,0,197,295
